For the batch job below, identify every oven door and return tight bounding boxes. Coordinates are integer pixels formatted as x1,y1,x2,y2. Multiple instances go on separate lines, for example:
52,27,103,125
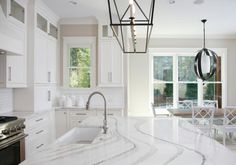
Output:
0,133,27,165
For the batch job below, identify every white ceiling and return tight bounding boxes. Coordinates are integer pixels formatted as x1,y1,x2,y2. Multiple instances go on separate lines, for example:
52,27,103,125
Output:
42,0,236,38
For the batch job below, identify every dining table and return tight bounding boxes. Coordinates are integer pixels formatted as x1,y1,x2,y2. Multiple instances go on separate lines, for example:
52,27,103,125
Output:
167,108,226,118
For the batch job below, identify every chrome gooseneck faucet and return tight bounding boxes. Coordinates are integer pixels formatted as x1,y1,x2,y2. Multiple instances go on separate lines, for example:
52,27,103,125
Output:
86,91,108,134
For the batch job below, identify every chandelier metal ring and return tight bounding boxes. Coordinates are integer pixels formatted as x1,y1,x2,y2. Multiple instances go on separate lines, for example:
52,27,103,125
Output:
194,48,218,81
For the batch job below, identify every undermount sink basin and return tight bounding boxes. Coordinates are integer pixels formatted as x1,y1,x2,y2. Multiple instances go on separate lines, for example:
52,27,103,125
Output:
56,127,102,145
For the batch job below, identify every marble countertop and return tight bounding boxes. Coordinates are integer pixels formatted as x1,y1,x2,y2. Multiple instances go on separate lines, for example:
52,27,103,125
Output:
55,107,122,111
0,110,52,120
20,117,236,165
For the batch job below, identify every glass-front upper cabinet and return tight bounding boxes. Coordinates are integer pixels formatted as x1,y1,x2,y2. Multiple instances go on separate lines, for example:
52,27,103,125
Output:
10,0,25,23
37,13,47,33
49,23,58,39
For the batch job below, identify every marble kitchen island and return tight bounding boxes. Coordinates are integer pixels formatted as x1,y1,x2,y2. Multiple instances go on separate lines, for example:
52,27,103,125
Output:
20,116,236,165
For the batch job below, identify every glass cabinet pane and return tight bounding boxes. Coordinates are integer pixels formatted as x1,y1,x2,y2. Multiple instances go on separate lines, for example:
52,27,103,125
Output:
49,23,58,39
37,14,47,33
10,0,24,23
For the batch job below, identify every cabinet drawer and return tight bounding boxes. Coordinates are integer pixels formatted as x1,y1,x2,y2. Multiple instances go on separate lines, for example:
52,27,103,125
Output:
26,136,49,156
25,114,49,130
69,111,96,118
96,110,122,116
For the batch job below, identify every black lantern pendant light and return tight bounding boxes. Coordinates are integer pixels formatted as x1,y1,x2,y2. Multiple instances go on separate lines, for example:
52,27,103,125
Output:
194,19,218,81
107,0,155,53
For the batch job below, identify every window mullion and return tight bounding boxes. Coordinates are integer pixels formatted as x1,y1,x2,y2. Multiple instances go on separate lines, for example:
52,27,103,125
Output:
198,79,203,107
173,54,178,108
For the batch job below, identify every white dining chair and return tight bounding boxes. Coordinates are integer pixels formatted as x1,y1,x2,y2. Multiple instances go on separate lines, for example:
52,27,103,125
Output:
178,100,193,111
203,100,218,109
214,107,236,145
192,107,214,136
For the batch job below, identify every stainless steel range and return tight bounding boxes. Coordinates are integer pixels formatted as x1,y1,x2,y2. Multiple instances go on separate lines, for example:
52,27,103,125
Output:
0,116,27,165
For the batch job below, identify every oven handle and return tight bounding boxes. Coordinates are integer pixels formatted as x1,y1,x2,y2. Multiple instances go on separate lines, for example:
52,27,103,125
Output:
0,133,28,150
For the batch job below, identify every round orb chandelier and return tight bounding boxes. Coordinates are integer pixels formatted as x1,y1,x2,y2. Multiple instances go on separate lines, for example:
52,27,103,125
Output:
194,19,218,81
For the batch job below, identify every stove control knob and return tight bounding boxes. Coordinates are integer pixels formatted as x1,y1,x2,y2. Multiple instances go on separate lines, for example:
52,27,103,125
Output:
21,124,26,129
10,127,16,132
2,129,10,135
16,126,21,131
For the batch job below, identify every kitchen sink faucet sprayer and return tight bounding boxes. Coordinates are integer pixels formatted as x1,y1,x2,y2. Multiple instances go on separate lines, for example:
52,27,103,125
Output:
86,91,108,134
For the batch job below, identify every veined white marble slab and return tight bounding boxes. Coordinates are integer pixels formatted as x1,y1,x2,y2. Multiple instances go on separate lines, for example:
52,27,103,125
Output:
20,117,236,165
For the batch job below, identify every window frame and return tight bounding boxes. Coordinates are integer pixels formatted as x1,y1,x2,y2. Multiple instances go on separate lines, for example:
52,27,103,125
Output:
63,37,96,89
149,48,227,109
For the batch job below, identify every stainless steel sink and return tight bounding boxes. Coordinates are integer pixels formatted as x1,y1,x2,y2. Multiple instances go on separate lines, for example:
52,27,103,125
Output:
55,127,102,145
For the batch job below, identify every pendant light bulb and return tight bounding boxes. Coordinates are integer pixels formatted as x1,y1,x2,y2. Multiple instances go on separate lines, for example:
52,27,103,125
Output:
129,0,134,5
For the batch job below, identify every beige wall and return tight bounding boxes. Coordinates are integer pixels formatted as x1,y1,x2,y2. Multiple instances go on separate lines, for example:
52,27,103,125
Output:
59,24,98,85
128,38,236,116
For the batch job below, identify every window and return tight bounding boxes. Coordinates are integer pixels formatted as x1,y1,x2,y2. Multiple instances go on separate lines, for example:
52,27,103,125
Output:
150,48,226,109
63,37,96,88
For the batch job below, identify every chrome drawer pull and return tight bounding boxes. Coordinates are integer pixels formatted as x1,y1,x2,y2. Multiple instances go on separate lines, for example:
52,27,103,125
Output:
35,118,43,122
36,130,44,135
76,113,87,115
36,144,44,149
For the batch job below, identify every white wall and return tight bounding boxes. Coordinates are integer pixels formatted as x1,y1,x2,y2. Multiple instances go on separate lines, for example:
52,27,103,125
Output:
128,54,152,116
0,89,13,112
127,38,236,116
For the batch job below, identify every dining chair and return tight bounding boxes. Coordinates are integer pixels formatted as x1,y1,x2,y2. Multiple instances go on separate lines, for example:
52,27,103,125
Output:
214,107,236,145
178,100,193,111
203,100,218,109
192,107,214,136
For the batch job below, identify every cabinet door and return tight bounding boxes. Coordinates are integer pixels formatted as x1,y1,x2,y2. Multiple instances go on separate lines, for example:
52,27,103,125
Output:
47,38,57,84
55,111,68,138
6,55,26,87
99,39,123,87
34,33,48,84
99,40,112,85
34,85,55,112
111,40,123,85
68,111,96,129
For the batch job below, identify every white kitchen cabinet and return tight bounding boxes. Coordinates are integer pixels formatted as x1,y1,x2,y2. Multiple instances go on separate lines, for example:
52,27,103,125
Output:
34,85,56,112
98,39,123,87
0,0,27,88
47,37,57,83
34,31,57,84
68,111,96,129
55,110,68,138
25,111,55,158
55,108,123,138
0,0,27,26
0,54,26,88
34,32,48,84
